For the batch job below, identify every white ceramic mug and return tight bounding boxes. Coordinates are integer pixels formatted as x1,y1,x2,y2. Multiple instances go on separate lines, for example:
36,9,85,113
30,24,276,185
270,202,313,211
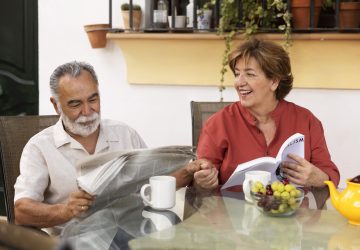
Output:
168,15,186,28
140,176,176,210
242,171,271,203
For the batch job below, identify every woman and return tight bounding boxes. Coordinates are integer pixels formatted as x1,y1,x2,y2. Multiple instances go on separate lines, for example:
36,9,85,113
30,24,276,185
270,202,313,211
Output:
193,38,340,190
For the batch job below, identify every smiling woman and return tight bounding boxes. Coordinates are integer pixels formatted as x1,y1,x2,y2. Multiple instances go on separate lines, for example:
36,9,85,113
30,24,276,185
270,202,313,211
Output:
194,38,340,191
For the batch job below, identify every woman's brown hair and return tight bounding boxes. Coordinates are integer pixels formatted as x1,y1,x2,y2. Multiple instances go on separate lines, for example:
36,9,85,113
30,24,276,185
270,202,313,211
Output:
229,38,293,100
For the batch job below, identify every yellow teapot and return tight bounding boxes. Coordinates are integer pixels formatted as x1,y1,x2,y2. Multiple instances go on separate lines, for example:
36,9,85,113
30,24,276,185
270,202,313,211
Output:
324,179,360,226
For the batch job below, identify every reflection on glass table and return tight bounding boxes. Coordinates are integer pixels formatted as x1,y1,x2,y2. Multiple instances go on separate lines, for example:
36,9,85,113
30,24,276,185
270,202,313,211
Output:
59,186,360,250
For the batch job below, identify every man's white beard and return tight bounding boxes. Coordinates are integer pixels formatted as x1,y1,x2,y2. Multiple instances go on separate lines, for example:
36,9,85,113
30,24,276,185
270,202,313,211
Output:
59,109,101,137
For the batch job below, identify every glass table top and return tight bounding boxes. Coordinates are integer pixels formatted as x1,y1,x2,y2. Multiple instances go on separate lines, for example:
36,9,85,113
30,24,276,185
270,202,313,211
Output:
59,186,360,250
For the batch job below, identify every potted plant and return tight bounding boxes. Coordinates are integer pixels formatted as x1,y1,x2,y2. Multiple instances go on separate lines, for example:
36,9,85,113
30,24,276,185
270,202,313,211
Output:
318,0,360,28
215,0,291,101
84,24,110,49
121,3,142,31
196,0,214,30
339,0,360,28
291,0,323,29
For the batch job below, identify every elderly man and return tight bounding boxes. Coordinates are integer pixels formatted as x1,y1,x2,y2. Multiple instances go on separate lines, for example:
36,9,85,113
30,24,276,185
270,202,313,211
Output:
14,61,202,235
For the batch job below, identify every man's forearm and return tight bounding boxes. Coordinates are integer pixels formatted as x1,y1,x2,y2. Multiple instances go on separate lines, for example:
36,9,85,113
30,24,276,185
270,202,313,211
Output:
171,167,194,189
15,198,71,228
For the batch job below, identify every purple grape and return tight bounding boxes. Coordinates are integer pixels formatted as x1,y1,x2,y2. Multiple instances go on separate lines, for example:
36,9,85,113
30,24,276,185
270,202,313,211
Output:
282,178,290,185
266,189,273,196
350,175,360,183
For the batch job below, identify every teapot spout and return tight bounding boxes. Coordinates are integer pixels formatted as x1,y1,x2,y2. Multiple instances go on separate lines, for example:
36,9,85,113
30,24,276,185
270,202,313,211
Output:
324,180,340,210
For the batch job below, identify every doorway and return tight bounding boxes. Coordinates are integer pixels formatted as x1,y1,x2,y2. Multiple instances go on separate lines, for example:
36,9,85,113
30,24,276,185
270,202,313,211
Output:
0,0,38,217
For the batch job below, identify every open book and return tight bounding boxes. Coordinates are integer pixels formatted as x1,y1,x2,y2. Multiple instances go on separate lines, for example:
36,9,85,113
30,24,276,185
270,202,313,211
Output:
76,146,195,196
221,133,304,190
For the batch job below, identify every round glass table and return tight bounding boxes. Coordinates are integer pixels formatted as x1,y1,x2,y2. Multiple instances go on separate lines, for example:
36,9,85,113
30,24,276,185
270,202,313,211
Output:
59,186,360,250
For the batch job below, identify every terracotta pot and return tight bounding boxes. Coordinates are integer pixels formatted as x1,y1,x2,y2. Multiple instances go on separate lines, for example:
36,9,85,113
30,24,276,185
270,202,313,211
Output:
339,2,360,28
84,24,109,49
291,0,323,29
122,10,142,31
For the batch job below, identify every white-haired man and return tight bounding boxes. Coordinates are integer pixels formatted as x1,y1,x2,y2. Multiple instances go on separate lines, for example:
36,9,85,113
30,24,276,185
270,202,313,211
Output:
14,61,207,235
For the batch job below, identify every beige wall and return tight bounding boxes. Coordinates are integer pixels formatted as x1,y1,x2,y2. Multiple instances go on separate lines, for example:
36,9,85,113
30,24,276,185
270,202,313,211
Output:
109,33,360,89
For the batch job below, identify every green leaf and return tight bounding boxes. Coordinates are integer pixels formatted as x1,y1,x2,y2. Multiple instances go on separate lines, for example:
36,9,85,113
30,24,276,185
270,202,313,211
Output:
278,25,286,30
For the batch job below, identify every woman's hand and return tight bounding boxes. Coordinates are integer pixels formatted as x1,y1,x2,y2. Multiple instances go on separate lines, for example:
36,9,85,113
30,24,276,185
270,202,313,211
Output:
192,159,219,191
280,153,329,187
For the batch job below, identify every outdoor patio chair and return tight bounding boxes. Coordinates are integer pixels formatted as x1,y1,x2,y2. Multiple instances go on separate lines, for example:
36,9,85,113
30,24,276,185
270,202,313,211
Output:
0,115,58,223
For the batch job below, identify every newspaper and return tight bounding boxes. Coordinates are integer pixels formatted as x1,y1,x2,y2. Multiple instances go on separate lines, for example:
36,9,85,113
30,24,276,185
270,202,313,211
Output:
76,146,195,196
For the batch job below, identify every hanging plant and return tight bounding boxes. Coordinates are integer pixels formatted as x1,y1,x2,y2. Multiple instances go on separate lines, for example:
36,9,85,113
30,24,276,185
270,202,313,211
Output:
216,0,292,101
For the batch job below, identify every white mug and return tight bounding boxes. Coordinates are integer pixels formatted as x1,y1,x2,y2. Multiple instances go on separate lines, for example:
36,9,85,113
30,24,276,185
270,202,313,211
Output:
242,171,271,203
168,15,186,28
140,176,176,210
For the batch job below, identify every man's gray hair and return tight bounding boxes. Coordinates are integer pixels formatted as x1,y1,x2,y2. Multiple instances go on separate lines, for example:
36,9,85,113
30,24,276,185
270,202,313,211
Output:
49,61,98,100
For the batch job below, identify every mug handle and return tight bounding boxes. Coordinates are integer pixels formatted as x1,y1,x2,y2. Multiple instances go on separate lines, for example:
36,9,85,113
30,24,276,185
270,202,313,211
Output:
140,184,152,206
140,218,151,235
242,178,253,203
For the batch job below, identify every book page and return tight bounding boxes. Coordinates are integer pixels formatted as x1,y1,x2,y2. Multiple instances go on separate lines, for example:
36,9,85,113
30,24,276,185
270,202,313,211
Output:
275,133,304,164
221,133,305,190
221,157,276,190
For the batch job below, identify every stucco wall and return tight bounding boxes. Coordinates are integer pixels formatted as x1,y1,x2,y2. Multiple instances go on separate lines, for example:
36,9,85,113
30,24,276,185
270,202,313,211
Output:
39,0,360,188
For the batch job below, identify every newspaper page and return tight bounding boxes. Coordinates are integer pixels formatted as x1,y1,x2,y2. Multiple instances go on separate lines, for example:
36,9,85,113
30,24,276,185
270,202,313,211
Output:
76,146,195,196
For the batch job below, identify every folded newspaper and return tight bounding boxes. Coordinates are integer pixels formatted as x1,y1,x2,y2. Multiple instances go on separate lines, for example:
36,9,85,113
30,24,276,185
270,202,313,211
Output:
76,146,195,196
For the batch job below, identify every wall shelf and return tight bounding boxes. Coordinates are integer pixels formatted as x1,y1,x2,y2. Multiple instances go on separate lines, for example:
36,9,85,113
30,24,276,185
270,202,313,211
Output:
107,32,360,89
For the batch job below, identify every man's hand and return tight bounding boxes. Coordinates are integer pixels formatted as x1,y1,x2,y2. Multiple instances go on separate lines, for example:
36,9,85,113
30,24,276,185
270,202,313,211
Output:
192,159,219,191
62,190,95,220
15,190,96,228
280,153,329,187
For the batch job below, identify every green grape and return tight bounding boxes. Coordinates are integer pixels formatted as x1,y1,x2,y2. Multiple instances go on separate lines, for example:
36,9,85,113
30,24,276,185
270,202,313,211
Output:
278,203,288,213
271,181,280,191
280,191,290,200
288,197,296,205
277,183,285,192
290,189,298,197
290,203,298,210
285,184,295,192
273,190,281,197
271,209,280,214
254,181,264,189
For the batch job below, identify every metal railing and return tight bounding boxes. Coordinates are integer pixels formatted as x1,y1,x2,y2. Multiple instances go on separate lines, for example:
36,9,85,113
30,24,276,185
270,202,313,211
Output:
108,0,360,33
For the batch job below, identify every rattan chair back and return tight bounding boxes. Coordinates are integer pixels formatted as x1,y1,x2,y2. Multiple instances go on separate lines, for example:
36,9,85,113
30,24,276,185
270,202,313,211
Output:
0,115,59,223
190,101,232,148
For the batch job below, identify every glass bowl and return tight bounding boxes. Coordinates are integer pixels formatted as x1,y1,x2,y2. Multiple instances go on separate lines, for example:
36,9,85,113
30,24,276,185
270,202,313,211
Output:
250,188,304,217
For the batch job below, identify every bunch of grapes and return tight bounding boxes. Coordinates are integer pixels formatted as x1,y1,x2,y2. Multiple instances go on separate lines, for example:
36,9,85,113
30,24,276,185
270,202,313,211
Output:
251,179,303,215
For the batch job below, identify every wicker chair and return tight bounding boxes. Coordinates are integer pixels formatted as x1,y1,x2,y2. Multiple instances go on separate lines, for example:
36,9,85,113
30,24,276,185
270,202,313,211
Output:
0,221,59,250
0,115,59,223
190,101,232,148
